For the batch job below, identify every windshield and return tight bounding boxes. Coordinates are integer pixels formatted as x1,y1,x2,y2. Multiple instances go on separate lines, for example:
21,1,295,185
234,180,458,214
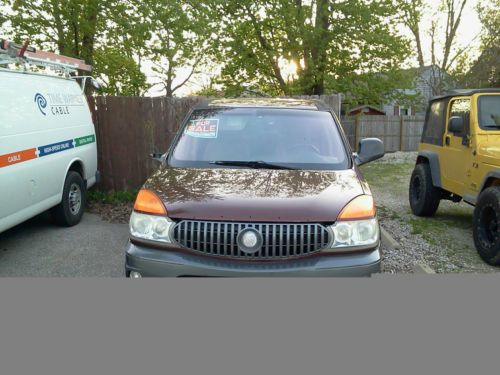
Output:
169,108,349,170
478,95,500,130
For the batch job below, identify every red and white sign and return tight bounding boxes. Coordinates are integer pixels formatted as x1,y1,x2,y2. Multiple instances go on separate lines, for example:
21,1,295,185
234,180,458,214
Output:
185,119,219,138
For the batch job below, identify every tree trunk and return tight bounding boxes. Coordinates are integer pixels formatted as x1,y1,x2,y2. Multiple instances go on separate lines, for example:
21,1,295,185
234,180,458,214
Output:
244,4,288,95
310,0,329,95
81,4,98,67
412,24,425,67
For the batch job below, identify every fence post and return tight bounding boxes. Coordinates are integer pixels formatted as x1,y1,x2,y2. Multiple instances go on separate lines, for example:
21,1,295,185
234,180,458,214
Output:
399,116,405,152
354,115,360,149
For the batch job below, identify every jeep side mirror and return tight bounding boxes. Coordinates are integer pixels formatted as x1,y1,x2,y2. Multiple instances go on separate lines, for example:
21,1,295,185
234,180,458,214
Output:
150,153,163,162
354,138,384,166
448,116,464,134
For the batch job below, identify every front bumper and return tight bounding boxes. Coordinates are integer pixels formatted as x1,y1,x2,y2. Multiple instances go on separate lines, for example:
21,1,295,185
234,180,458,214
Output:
125,241,381,277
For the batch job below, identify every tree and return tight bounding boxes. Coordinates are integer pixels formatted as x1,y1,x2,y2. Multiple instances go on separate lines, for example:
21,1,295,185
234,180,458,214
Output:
401,0,471,95
6,0,103,66
332,69,418,109
93,47,148,96
140,0,215,97
0,12,7,31
461,0,499,87
209,0,409,97
403,0,469,71
2,0,148,95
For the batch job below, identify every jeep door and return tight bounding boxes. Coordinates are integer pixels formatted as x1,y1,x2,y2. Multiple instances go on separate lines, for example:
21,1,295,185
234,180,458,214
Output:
440,97,473,195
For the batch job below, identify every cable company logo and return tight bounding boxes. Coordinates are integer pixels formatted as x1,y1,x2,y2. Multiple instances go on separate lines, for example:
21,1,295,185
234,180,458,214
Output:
34,93,48,116
34,92,85,116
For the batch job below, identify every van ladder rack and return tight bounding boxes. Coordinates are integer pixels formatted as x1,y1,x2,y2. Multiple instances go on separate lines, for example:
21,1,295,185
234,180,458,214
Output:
0,39,92,75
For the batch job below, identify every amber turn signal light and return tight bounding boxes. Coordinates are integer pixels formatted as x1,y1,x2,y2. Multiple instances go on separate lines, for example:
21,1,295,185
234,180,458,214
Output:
134,189,167,215
338,195,376,220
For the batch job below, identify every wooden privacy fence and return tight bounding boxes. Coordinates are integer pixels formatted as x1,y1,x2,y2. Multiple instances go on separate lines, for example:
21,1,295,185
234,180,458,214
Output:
88,96,202,191
88,96,424,192
341,115,424,152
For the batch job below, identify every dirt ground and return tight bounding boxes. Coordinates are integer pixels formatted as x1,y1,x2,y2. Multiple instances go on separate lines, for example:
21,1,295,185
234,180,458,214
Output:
86,201,133,224
361,152,499,274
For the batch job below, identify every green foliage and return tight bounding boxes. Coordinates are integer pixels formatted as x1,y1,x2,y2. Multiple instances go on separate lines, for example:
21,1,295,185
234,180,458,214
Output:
208,0,410,97
2,0,148,95
460,0,500,87
93,47,147,96
331,68,417,108
6,0,483,105
138,0,217,97
0,12,7,30
86,189,139,204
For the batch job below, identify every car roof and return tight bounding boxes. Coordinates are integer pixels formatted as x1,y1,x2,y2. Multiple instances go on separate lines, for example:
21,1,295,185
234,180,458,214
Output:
194,98,330,111
430,88,500,102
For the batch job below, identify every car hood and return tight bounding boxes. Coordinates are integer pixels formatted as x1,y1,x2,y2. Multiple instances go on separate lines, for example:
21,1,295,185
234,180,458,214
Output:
143,167,366,222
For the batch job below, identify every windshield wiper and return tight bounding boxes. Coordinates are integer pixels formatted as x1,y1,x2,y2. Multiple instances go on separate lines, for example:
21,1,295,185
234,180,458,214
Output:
209,160,297,170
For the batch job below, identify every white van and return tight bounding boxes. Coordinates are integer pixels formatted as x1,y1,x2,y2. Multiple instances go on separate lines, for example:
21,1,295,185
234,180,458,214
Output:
0,40,98,233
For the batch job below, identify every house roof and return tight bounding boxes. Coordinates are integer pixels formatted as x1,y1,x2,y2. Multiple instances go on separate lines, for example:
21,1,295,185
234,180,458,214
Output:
347,105,385,114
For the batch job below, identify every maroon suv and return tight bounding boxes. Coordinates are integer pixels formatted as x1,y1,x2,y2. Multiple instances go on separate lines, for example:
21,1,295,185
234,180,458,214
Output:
125,98,384,277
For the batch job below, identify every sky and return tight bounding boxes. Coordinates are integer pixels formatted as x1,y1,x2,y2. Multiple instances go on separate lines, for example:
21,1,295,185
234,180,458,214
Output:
401,0,483,65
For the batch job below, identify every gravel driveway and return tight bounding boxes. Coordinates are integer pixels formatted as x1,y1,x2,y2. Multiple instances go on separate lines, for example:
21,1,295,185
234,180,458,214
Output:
361,152,499,274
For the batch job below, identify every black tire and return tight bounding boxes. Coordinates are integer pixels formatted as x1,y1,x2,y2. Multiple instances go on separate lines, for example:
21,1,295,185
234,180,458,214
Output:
51,171,86,227
473,187,500,266
409,163,441,217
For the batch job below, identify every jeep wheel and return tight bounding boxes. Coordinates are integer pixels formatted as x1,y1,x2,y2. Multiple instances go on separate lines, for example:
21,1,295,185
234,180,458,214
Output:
409,163,441,217
51,171,86,227
473,187,500,266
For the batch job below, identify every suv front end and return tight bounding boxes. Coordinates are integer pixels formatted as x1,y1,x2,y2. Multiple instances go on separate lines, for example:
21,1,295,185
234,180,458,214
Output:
125,99,384,277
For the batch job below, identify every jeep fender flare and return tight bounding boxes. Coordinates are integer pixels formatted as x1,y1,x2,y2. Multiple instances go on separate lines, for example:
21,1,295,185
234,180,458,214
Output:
479,170,500,193
416,151,442,188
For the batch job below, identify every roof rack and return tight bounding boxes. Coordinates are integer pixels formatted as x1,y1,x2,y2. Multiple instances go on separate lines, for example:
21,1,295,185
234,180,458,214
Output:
0,39,92,75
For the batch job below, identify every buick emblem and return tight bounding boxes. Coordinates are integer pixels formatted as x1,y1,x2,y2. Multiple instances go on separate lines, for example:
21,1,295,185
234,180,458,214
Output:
237,228,263,254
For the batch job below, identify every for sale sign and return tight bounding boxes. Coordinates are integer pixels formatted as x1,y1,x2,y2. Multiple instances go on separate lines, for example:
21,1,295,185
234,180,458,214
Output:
185,119,219,139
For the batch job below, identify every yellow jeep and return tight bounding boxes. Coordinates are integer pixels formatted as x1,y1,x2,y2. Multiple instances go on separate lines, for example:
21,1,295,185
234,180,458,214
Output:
409,89,500,265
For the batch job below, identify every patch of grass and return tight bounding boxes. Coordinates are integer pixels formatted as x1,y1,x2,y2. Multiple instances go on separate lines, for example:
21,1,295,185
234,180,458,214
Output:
360,162,414,190
377,205,401,221
360,162,414,203
408,218,444,243
409,212,484,271
86,189,138,204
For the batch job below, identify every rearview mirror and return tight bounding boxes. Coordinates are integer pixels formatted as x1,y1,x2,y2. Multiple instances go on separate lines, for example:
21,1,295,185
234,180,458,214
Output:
448,116,464,134
354,138,384,166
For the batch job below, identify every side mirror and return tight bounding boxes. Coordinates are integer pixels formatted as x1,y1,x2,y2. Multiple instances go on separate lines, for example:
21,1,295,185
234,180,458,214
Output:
150,153,164,162
448,116,464,134
354,138,384,166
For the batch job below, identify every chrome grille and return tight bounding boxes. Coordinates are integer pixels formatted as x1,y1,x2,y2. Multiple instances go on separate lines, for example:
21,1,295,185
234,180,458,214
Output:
172,221,331,260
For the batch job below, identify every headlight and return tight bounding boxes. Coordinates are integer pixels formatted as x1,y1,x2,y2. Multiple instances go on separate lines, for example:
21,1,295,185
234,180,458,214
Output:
129,211,174,243
324,218,379,251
